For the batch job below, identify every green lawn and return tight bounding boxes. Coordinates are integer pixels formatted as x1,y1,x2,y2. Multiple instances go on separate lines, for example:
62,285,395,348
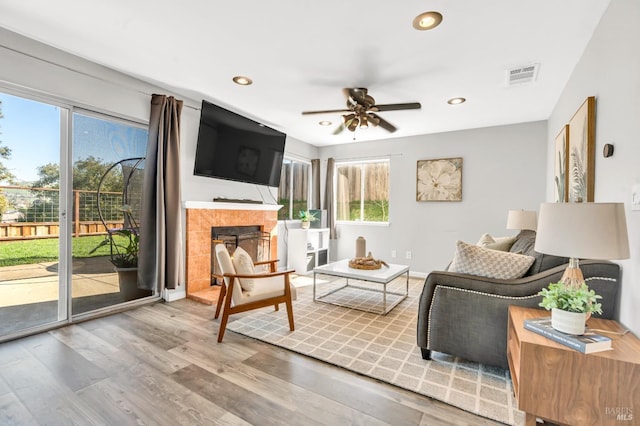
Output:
0,235,112,267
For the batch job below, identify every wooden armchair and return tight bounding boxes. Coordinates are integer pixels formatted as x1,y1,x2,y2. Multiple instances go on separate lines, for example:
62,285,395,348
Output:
214,244,296,342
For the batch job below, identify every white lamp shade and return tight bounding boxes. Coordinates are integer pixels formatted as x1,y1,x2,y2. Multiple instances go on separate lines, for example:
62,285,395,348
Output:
535,202,630,260
506,210,537,231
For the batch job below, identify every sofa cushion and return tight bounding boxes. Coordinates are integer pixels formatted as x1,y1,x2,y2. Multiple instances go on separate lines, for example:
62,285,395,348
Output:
450,240,535,279
509,230,568,275
476,233,517,251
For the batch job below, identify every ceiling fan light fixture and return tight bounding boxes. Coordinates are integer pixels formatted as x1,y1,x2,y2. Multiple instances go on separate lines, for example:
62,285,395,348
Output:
413,11,443,31
347,118,359,132
359,115,368,129
447,97,466,105
342,113,355,124
232,75,253,86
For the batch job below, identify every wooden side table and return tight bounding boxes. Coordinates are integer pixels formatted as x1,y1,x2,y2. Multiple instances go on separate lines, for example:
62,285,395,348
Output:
507,305,640,425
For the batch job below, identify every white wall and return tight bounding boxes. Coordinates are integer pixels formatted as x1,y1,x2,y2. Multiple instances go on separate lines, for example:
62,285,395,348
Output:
547,0,640,333
318,121,548,276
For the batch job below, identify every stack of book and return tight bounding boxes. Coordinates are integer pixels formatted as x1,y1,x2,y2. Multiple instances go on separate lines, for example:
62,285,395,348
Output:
524,317,612,354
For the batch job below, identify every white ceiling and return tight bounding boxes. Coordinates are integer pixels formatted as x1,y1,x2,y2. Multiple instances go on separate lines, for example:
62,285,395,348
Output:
0,0,610,146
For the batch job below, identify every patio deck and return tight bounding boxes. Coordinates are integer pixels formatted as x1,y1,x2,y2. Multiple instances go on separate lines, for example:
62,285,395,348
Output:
0,257,150,335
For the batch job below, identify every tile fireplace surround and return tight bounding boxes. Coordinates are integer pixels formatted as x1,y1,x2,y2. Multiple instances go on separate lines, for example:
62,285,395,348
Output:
184,201,281,304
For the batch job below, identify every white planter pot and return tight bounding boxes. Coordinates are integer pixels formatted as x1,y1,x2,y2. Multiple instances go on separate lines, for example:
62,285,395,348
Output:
551,308,587,335
301,221,310,229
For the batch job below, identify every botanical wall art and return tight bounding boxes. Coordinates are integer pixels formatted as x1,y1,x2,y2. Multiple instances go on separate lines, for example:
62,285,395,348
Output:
416,157,462,201
568,96,596,202
554,125,569,202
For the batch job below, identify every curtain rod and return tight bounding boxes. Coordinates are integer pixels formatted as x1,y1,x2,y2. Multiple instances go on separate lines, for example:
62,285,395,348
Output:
0,43,200,111
330,152,403,162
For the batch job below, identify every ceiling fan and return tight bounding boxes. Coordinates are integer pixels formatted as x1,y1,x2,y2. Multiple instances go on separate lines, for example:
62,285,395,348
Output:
302,88,421,134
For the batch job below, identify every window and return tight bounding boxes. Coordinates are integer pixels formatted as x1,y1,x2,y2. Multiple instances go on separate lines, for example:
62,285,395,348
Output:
336,160,389,223
277,158,310,220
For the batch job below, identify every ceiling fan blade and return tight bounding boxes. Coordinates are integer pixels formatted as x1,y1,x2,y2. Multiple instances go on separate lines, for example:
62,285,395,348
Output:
370,113,397,133
302,109,351,115
373,102,421,112
332,123,345,135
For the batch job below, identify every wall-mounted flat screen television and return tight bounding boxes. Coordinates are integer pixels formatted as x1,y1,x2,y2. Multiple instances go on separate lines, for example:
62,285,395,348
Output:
193,100,287,187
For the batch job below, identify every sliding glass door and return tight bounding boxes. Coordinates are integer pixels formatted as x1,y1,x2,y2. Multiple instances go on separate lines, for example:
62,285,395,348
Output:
0,89,151,340
0,91,66,338
71,111,150,315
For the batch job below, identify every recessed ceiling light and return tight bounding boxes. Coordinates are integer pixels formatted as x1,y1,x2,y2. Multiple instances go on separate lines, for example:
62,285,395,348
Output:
319,120,332,126
232,76,253,86
447,97,466,105
412,11,443,31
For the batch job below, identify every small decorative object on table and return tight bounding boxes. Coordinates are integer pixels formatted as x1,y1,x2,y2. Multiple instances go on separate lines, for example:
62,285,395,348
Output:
537,281,602,335
349,252,388,270
299,210,317,229
523,317,612,353
355,236,366,258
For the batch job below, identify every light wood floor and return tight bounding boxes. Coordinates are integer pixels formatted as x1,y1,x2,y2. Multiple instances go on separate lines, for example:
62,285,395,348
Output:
0,298,503,425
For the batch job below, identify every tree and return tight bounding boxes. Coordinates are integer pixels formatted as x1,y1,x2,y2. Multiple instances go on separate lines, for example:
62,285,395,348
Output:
32,163,60,189
73,156,123,192
31,156,124,192
0,99,16,184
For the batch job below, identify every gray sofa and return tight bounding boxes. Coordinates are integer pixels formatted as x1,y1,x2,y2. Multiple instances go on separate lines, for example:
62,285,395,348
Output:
417,230,621,369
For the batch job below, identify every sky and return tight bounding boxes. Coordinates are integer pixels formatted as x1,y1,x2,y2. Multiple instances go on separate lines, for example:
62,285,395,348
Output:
0,92,148,183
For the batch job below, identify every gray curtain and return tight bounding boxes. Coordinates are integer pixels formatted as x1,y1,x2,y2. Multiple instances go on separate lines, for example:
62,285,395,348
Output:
311,158,320,209
138,94,184,291
323,157,336,239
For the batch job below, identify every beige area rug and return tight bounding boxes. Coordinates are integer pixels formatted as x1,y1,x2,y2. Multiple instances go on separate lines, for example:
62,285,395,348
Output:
227,276,525,425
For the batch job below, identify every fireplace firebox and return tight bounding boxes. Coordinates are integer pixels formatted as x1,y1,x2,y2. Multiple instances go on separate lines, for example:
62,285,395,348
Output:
211,226,271,285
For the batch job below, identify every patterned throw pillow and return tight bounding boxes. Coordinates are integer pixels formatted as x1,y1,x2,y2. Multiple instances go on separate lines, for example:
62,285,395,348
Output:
232,246,257,291
450,240,535,279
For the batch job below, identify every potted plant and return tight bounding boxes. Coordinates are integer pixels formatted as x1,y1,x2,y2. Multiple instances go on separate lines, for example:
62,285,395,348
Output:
299,210,317,229
90,205,147,298
538,281,602,335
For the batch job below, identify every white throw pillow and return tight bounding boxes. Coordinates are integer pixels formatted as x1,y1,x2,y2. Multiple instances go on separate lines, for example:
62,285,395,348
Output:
450,240,535,279
232,246,257,291
476,233,517,252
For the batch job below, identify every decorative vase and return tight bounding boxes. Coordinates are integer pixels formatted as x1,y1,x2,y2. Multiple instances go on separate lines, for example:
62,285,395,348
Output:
355,236,366,258
551,308,587,335
301,220,310,229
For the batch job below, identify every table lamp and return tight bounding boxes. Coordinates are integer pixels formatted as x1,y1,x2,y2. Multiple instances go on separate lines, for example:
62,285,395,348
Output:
506,210,537,232
534,202,630,288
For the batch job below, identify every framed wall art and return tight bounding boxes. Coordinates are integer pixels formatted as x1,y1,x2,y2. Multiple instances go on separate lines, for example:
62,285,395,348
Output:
568,96,596,202
554,125,569,202
416,157,462,201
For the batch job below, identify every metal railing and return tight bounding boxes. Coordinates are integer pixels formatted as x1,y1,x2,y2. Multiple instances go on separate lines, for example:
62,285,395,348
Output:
0,186,126,240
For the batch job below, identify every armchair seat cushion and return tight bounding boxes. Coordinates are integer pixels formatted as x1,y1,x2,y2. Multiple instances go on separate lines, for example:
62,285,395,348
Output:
240,276,297,304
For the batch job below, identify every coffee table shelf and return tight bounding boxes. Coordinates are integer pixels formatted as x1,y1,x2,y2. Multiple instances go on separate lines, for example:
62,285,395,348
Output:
313,259,409,315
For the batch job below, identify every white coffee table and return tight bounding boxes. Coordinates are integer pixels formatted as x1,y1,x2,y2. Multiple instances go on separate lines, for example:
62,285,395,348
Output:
313,259,409,315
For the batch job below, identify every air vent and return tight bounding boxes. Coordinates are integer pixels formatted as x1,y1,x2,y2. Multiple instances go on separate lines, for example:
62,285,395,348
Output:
506,63,539,86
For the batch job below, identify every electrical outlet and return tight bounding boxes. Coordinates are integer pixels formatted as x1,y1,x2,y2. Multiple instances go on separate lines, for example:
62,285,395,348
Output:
406,251,412,259
391,250,397,258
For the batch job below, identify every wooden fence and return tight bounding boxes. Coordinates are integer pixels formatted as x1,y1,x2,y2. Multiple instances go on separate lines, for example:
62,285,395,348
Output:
0,220,124,241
